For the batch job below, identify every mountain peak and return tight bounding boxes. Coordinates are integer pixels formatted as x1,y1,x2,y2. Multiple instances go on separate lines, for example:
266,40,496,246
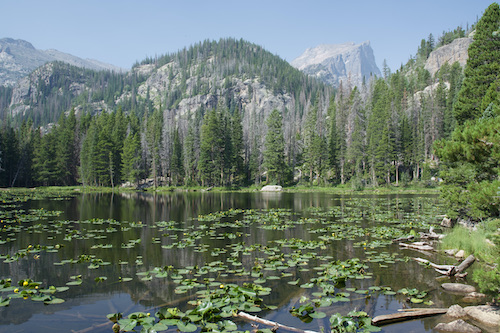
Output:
291,41,381,88
0,38,36,50
0,37,123,86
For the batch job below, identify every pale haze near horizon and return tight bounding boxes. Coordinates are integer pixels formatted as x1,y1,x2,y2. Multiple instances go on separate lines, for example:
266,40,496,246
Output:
1,0,495,71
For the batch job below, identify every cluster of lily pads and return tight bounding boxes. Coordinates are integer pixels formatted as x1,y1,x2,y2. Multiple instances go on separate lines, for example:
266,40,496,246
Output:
0,192,444,332
0,278,67,305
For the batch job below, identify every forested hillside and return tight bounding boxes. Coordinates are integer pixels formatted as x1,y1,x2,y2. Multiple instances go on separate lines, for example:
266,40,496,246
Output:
0,15,490,197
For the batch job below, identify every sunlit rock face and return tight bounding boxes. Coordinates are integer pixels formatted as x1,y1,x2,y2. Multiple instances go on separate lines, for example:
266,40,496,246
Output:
424,37,472,77
291,41,381,88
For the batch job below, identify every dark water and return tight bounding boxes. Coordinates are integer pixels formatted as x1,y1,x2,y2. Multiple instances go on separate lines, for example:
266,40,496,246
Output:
0,191,483,332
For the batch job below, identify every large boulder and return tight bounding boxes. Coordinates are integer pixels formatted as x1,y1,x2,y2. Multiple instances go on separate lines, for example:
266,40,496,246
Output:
464,305,500,327
462,292,488,303
441,283,476,294
261,185,283,192
447,304,467,318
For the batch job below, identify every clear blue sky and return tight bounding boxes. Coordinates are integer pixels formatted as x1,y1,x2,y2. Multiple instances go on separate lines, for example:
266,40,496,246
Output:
1,0,495,71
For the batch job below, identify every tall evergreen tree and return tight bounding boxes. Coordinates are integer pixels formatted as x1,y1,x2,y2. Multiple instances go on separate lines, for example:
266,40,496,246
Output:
327,96,340,182
230,110,245,186
263,109,286,184
453,3,500,124
435,3,500,219
183,119,199,186
55,109,77,185
367,79,394,185
171,127,184,186
121,131,142,186
198,109,223,186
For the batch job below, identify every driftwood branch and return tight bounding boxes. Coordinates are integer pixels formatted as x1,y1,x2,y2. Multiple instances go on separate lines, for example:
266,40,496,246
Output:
237,312,319,333
455,254,476,273
419,227,445,240
392,235,415,243
372,308,448,326
399,242,434,251
412,254,475,278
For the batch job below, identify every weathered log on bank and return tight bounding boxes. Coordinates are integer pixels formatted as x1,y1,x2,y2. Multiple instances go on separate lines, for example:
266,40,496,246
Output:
372,308,448,326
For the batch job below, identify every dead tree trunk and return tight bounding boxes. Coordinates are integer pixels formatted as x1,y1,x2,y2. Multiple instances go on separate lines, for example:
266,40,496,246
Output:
412,254,475,277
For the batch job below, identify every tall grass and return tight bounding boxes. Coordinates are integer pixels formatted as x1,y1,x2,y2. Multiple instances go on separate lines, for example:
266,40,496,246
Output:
441,219,500,299
440,223,497,263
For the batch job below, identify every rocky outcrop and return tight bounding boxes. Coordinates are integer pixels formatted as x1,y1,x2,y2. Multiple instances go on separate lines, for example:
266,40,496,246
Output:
132,61,294,120
434,319,482,333
424,37,472,77
291,41,381,88
464,305,500,327
0,37,122,86
447,305,467,318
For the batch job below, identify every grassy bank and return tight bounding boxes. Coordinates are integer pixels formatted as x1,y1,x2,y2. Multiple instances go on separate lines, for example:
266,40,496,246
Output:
440,219,500,300
1,184,441,196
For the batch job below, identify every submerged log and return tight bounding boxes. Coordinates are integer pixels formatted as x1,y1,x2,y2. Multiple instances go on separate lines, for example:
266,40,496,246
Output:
237,312,319,333
372,308,448,326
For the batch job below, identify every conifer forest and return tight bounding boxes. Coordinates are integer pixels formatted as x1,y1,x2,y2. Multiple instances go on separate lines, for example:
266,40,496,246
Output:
0,3,499,221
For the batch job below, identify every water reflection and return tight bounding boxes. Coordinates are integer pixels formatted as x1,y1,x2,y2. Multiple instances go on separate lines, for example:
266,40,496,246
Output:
0,191,470,333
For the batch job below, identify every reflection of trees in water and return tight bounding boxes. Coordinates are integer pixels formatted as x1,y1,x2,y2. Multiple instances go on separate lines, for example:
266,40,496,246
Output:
0,192,456,332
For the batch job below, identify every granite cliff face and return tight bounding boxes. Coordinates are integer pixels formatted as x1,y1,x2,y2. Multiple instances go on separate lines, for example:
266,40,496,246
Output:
0,38,123,86
291,41,381,88
424,37,472,77
3,38,327,130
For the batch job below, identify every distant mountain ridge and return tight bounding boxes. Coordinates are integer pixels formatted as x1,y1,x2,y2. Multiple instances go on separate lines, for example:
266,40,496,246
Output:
2,38,330,128
291,41,381,88
0,38,123,86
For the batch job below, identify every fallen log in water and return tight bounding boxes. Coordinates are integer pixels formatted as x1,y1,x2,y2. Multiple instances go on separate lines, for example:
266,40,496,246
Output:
237,311,319,333
412,254,475,278
372,308,448,326
399,242,434,251
392,235,415,243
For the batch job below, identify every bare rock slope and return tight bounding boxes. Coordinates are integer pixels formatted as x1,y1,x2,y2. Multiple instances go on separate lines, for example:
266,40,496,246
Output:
291,41,381,88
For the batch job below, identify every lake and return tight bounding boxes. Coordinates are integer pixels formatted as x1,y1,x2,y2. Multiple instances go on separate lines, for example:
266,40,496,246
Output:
0,191,476,332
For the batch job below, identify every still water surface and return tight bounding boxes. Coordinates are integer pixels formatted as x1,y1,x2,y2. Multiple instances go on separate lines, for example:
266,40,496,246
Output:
0,191,476,332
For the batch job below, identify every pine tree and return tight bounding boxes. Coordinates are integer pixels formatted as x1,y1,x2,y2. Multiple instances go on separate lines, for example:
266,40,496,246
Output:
398,112,413,182
327,96,340,182
121,132,142,186
230,110,245,186
145,108,163,188
183,120,199,186
54,109,77,185
171,127,184,186
80,118,99,186
198,109,223,186
453,3,500,124
367,79,394,185
33,131,58,186
0,125,19,187
263,109,285,184
435,3,500,219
